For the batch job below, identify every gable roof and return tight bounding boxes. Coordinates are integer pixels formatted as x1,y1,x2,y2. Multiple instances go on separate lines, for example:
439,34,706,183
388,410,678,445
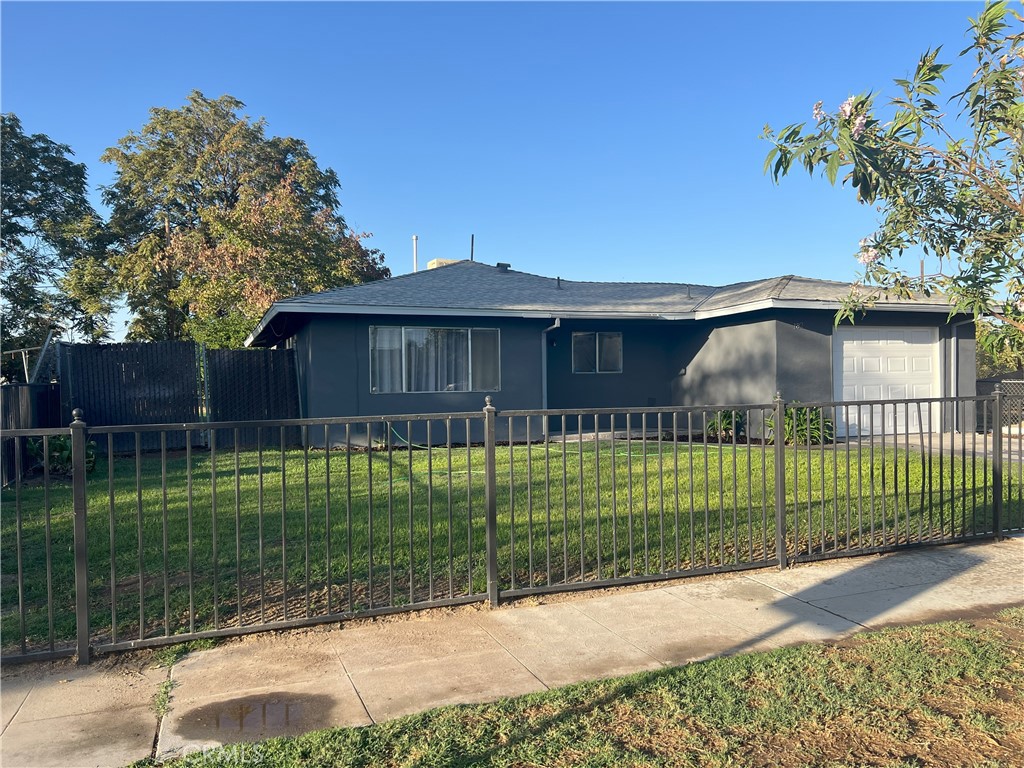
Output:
247,261,955,346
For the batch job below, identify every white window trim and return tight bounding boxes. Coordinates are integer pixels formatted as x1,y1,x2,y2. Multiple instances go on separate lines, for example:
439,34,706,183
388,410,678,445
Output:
369,326,501,393
571,331,623,374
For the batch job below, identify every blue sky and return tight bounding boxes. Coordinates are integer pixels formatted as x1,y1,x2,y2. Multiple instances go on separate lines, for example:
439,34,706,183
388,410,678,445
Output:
2,1,985,331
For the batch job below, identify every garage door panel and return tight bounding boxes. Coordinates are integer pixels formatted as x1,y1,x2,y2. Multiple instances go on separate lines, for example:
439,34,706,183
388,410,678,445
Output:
887,384,908,400
833,327,938,436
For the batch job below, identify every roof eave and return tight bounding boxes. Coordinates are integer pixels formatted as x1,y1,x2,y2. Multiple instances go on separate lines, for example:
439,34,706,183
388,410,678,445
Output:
693,298,958,320
246,296,961,346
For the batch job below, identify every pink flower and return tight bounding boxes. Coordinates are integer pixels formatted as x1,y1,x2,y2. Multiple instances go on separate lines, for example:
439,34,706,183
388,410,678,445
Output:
857,247,880,265
852,113,868,139
840,96,855,119
813,101,825,121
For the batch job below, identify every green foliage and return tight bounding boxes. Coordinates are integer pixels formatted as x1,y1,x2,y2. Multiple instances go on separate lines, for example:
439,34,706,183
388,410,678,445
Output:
153,638,218,668
0,114,110,376
26,434,96,475
153,679,177,718
762,2,1024,349
766,405,835,445
976,317,1024,378
92,91,390,345
706,409,745,440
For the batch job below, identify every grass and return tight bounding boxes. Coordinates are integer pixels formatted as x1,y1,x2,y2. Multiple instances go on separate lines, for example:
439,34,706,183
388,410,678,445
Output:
153,678,177,719
2,435,1020,653
153,638,219,669
131,609,1024,768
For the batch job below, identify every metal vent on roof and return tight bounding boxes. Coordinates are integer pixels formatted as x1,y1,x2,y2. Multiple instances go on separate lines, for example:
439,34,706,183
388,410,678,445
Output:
496,262,511,272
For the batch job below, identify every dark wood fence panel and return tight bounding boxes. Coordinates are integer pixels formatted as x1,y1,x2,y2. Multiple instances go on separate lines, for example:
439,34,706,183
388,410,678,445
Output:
0,383,62,487
205,348,301,448
60,342,203,452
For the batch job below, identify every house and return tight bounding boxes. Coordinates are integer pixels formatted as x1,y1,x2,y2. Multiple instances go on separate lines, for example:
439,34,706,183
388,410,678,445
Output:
245,260,975,438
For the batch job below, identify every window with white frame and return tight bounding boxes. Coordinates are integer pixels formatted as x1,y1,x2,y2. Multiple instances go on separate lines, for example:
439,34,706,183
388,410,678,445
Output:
572,331,622,374
370,327,500,393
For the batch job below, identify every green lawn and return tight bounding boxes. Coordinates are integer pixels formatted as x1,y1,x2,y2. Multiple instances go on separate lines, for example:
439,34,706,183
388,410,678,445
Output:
1,436,1016,653
135,608,1024,768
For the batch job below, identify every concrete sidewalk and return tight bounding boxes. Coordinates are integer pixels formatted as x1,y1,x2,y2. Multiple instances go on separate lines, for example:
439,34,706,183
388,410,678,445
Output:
2,538,1022,768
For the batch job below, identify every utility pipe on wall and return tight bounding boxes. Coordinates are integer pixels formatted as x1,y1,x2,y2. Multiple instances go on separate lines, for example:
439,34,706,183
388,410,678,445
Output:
541,318,561,411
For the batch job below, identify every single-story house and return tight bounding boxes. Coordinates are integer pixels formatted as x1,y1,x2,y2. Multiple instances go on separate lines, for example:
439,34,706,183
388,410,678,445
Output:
245,260,975,438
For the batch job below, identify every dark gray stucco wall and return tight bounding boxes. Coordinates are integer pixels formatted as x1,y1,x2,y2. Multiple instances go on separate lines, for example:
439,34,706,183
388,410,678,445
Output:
774,312,832,403
953,320,977,397
669,315,778,406
544,321,675,409
286,307,975,442
299,314,546,420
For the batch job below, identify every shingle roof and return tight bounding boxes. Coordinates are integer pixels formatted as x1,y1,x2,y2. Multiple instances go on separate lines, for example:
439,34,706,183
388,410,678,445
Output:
277,260,717,314
248,261,952,345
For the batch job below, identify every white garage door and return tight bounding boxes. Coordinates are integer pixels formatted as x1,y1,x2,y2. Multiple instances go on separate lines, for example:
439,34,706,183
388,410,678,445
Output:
832,327,939,436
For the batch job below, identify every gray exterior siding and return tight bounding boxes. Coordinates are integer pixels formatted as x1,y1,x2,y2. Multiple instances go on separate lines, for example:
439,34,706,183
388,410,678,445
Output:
286,307,976,440
545,321,675,410
297,314,546,421
670,315,778,407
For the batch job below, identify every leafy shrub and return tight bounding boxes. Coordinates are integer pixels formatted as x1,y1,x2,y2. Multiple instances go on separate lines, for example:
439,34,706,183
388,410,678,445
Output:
706,409,745,440
766,405,834,445
27,434,97,475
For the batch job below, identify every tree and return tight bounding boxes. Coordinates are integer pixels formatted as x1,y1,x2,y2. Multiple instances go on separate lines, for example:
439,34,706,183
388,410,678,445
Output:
1,114,109,378
976,318,1024,378
762,2,1024,346
92,91,389,345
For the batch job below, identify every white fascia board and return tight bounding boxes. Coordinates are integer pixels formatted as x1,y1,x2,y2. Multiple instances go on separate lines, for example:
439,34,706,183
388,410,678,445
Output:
253,301,694,325
692,298,955,320
246,297,959,346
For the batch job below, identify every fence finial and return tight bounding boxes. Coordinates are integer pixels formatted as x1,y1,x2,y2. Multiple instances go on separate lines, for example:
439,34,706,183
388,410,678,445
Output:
71,408,84,424
484,395,493,409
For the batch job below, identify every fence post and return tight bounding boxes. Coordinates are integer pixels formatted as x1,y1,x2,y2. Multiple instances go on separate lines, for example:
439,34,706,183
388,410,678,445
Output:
773,393,788,570
993,385,1003,540
483,396,500,607
70,408,91,664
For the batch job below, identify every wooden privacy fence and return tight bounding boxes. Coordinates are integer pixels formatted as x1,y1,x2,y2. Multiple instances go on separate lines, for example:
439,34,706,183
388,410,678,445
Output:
59,342,203,452
56,341,300,452
0,383,61,487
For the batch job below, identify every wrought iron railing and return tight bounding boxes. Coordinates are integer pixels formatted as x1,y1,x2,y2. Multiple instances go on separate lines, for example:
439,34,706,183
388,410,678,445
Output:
2,387,1021,664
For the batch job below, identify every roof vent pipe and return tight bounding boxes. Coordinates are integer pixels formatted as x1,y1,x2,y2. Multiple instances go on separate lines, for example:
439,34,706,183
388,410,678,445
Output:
412,235,419,273
556,276,561,289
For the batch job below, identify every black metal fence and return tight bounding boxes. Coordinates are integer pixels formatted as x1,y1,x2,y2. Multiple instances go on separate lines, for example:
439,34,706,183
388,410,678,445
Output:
2,390,1021,664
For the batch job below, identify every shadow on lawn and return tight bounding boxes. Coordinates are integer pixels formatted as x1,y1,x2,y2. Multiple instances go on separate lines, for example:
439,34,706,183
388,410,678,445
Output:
450,544,990,766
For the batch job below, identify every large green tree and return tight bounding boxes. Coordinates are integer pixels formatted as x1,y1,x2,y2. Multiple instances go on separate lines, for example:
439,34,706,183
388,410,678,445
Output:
1,114,109,378
92,91,389,345
762,2,1023,354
